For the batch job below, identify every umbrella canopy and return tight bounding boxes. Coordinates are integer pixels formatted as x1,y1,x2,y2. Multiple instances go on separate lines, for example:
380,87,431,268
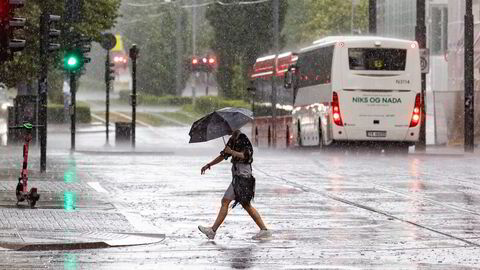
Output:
188,107,253,143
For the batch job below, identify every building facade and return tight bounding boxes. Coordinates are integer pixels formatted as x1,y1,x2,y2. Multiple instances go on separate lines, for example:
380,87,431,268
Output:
376,0,449,144
376,0,448,55
376,0,417,40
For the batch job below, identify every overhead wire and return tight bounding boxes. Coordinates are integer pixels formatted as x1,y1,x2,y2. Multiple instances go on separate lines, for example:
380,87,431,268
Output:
120,0,272,26
125,0,272,9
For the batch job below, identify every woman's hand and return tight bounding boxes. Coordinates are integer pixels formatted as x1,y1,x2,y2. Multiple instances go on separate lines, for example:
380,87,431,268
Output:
224,146,233,155
201,164,211,175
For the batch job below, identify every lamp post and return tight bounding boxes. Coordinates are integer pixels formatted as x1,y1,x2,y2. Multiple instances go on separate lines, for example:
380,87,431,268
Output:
271,0,279,148
369,0,376,34
100,33,117,146
415,0,426,152
465,0,474,152
129,44,139,149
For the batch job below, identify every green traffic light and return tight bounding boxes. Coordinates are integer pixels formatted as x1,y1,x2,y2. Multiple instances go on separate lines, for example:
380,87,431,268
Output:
63,50,83,71
67,57,78,66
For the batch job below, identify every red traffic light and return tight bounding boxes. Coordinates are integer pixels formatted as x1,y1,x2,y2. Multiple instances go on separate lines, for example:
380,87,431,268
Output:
0,1,9,20
191,56,216,72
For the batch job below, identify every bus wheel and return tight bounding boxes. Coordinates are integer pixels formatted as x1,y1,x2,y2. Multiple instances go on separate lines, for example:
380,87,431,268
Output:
318,125,324,149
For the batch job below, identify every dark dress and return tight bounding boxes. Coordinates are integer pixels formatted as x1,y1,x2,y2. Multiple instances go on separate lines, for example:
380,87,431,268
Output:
221,133,255,208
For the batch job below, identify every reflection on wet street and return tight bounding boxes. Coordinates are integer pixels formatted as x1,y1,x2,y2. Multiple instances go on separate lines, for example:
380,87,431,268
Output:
0,126,479,269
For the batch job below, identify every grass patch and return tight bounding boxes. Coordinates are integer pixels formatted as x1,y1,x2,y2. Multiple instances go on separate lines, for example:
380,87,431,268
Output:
92,111,193,127
135,113,170,126
161,111,197,124
93,112,130,123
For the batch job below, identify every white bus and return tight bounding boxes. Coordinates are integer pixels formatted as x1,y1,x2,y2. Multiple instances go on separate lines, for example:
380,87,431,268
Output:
286,36,422,152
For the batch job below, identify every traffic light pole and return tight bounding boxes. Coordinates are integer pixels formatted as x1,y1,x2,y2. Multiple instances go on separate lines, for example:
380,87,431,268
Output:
132,59,136,148
70,72,77,151
106,50,110,144
38,12,48,173
465,0,475,152
206,71,209,96
130,45,139,149
271,0,279,148
369,0,376,34
38,11,60,172
415,0,426,152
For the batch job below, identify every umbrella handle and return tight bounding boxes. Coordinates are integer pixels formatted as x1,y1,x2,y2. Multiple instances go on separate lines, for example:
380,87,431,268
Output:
222,136,226,145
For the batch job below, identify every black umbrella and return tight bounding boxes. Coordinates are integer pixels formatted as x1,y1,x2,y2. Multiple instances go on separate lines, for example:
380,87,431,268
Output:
188,107,253,143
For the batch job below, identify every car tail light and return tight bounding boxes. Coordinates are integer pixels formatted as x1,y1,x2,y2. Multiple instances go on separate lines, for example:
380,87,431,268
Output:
331,91,343,126
410,93,421,127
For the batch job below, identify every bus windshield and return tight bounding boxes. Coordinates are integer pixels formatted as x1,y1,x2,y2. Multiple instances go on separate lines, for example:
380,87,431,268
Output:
348,48,407,71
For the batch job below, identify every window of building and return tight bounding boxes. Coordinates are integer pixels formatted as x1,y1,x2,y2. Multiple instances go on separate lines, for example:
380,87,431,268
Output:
430,5,448,55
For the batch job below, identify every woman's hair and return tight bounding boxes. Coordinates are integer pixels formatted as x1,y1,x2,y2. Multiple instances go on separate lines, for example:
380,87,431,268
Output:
231,129,241,139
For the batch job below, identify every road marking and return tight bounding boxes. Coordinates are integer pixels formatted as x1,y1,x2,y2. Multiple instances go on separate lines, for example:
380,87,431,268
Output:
91,111,178,140
91,113,111,124
88,182,108,193
254,165,480,248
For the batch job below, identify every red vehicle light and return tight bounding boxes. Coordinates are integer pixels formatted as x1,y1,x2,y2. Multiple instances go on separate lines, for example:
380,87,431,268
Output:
331,91,343,126
409,93,421,127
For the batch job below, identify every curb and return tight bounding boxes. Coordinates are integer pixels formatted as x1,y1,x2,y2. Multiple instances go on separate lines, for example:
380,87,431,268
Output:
0,232,165,251
74,150,175,155
0,241,110,251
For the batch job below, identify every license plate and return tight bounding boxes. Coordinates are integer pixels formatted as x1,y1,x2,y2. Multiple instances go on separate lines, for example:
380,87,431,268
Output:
366,131,387,137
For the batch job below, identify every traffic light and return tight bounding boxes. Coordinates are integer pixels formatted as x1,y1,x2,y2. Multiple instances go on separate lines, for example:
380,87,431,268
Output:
63,34,91,72
206,56,216,72
75,34,91,65
41,14,61,53
0,0,26,61
63,49,82,71
191,56,216,72
105,59,114,81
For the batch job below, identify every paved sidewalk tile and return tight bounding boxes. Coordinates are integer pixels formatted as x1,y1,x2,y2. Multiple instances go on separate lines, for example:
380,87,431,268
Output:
0,146,164,250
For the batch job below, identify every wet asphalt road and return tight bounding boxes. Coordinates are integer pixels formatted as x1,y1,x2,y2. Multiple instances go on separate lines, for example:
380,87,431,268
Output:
0,123,480,269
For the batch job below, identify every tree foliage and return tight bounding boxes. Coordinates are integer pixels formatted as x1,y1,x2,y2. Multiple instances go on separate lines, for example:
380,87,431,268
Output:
0,0,120,102
283,0,369,49
206,0,288,99
120,2,191,96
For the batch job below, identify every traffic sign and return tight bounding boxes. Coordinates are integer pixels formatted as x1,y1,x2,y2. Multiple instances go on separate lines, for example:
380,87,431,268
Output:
420,48,429,74
101,33,116,51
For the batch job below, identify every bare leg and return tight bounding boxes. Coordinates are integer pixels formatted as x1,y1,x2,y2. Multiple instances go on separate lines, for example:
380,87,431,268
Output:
212,197,232,232
242,202,267,230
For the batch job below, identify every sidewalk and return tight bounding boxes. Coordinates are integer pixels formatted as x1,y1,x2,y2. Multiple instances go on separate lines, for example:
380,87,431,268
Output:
0,142,164,251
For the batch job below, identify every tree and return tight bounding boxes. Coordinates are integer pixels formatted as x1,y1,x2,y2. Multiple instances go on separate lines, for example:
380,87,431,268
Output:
120,2,191,96
0,0,121,103
206,0,288,99
283,0,369,49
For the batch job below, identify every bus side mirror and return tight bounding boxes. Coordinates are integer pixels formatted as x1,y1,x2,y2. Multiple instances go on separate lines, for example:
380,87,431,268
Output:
284,70,293,89
284,65,297,89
